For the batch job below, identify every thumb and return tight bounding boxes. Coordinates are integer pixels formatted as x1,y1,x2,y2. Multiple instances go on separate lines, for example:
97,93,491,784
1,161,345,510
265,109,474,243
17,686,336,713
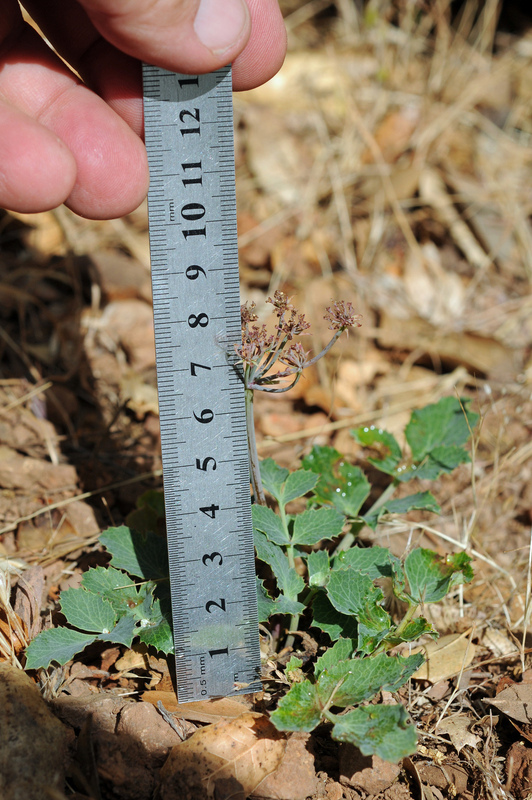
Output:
79,0,251,74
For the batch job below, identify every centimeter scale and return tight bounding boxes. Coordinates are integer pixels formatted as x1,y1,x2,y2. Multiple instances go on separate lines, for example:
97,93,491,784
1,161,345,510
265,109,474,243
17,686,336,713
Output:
142,63,262,702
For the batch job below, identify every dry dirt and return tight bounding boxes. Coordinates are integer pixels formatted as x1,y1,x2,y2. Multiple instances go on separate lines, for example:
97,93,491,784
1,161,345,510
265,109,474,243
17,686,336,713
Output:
1,1,532,798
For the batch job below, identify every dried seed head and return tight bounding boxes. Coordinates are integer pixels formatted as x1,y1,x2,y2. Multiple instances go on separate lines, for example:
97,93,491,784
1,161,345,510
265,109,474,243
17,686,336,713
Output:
267,290,294,316
324,301,362,331
240,301,258,327
282,309,311,340
279,342,309,370
235,323,274,367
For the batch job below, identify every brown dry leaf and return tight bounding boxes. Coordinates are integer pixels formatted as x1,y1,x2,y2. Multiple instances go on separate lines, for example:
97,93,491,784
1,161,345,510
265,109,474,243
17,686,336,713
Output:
411,633,477,683
0,663,68,799
488,684,532,725
362,106,420,165
159,711,285,800
436,715,481,754
377,312,520,378
482,628,519,658
13,564,44,639
142,691,253,724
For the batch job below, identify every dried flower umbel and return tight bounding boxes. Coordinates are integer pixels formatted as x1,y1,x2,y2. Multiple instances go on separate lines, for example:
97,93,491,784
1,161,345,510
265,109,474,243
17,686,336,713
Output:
234,292,361,504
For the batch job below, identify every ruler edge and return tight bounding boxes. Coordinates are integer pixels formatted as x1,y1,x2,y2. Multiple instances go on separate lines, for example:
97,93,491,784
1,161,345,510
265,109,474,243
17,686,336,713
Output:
142,63,262,702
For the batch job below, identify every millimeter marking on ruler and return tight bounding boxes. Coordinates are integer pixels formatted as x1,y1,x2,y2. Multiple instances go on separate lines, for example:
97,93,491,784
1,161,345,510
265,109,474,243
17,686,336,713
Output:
142,64,261,702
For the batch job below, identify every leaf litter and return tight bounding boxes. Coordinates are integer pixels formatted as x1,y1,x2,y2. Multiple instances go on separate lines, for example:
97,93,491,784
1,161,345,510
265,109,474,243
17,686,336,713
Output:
1,1,532,798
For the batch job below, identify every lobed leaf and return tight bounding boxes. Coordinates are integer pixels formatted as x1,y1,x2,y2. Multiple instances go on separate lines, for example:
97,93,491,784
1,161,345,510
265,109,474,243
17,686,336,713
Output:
100,525,169,581
311,591,358,642
331,704,417,761
335,546,403,585
60,587,117,634
281,470,320,504
81,566,141,615
259,459,290,503
252,504,290,545
254,530,305,602
352,426,402,476
404,548,473,604
292,507,345,546
363,491,440,530
405,397,478,462
270,681,322,732
98,615,138,648
316,652,424,709
326,567,392,651
315,638,354,677
275,593,306,615
25,628,97,669
137,596,174,653
256,578,278,622
302,446,370,518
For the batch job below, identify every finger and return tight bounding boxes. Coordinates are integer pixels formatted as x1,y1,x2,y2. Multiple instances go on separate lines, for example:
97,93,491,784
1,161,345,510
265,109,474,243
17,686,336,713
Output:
0,99,77,213
232,0,286,90
0,23,148,218
23,0,286,102
79,0,252,74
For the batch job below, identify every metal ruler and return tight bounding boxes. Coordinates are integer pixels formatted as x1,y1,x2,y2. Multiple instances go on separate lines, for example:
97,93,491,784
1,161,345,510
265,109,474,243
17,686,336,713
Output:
142,64,261,702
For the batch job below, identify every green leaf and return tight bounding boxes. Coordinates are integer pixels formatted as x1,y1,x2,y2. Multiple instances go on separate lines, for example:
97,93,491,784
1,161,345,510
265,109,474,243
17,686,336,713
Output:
260,459,290,503
25,628,97,669
254,530,305,601
100,526,169,581
81,566,141,615
270,681,322,732
137,489,166,518
292,508,345,546
363,492,440,530
281,470,320,504
285,656,304,682
256,578,278,622
311,591,358,641
275,594,306,615
331,704,417,761
307,550,330,587
315,638,355,677
137,596,174,654
335,546,403,583
394,617,437,643
326,567,392,653
352,426,402,475
405,397,478,461
60,587,117,633
302,446,371,518
317,652,424,708
252,504,290,545
411,445,472,482
98,615,138,647
405,548,473,604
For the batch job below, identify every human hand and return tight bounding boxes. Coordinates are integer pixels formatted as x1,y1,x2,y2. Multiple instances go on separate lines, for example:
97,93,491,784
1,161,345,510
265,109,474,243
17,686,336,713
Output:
0,0,286,219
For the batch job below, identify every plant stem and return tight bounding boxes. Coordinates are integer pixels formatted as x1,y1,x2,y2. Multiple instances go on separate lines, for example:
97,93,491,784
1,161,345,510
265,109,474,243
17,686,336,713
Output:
245,387,266,505
278,502,302,642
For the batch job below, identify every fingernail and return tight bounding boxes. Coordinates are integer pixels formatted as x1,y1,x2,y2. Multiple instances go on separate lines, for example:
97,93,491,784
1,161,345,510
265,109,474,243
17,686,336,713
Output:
194,0,249,55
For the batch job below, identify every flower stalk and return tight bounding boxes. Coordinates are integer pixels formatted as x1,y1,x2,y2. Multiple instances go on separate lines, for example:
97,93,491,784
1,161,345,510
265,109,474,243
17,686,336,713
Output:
236,291,362,503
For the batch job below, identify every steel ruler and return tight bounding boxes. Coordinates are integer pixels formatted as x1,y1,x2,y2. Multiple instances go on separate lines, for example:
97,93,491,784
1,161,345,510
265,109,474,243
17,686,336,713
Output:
142,64,261,702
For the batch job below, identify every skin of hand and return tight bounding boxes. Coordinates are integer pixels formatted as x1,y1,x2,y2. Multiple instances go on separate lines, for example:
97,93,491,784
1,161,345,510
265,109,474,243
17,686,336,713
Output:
0,0,287,219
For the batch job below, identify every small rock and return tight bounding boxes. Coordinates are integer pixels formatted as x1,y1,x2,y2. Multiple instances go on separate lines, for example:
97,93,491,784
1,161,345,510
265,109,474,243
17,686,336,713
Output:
339,744,400,794
0,664,68,800
116,702,183,761
252,732,319,800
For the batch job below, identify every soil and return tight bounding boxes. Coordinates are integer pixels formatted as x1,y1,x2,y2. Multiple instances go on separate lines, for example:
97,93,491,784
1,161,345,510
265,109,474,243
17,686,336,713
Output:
1,1,532,799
